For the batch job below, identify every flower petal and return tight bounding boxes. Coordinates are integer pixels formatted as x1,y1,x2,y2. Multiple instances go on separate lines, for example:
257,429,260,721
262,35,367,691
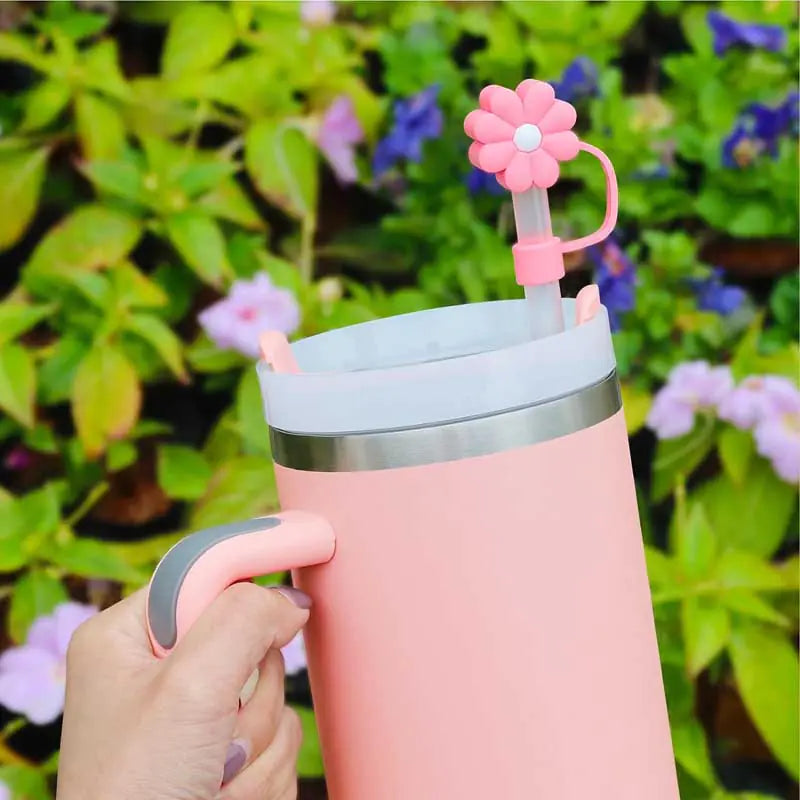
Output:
542,130,580,161
503,151,534,192
479,85,524,126
517,79,556,124
476,140,516,173
529,149,560,188
468,141,483,169
464,109,514,143
538,99,577,134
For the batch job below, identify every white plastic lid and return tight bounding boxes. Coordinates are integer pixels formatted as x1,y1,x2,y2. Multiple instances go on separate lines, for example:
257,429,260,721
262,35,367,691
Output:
257,298,616,435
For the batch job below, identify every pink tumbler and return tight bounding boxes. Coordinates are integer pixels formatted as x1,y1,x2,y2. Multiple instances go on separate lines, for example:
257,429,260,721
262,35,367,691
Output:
146,80,679,799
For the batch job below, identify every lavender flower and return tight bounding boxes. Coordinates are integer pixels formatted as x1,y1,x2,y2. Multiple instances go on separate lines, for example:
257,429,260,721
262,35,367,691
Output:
753,381,800,483
690,268,747,316
198,273,301,359
300,0,334,26
373,85,443,176
0,780,8,800
552,57,599,103
466,166,504,196
723,92,798,167
647,361,734,439
317,95,364,184
587,236,636,332
719,375,798,428
0,602,97,725
707,10,786,56
282,632,307,675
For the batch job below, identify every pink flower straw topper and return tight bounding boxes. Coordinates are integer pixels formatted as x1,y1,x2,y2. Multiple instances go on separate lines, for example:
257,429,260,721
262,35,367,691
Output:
465,80,580,192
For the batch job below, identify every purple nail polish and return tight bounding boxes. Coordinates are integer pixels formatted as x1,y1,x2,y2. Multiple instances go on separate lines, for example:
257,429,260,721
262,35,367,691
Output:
222,740,248,785
273,586,312,609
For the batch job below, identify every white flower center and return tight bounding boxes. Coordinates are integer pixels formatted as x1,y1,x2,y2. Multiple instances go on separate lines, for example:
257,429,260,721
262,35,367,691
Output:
512,123,542,152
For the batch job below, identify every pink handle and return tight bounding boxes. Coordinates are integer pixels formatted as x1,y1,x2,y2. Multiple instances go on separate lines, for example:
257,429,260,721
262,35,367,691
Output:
560,142,619,253
146,510,335,657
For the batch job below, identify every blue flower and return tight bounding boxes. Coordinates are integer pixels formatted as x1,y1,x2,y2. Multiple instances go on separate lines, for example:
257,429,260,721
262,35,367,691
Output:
707,10,786,56
690,268,747,316
722,92,798,167
588,236,636,332
552,57,599,104
372,85,443,176
465,166,505,196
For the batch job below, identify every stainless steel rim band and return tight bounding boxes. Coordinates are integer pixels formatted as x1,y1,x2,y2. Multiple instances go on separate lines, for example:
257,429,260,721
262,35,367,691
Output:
270,370,621,472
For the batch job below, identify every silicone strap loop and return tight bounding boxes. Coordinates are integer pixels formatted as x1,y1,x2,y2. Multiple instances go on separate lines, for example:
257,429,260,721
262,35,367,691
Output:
560,142,618,254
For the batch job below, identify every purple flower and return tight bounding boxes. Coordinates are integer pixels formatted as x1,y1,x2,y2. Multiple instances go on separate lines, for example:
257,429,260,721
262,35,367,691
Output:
587,237,636,331
0,602,97,725
552,57,599,103
690,268,747,316
719,375,799,429
373,86,443,176
198,273,301,359
0,780,8,800
647,361,734,439
707,11,786,56
3,445,33,471
753,383,800,483
282,632,307,675
466,166,505,196
300,0,334,26
317,96,364,184
723,92,797,167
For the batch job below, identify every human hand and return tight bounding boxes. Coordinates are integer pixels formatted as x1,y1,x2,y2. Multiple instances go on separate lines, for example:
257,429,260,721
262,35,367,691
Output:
56,582,311,800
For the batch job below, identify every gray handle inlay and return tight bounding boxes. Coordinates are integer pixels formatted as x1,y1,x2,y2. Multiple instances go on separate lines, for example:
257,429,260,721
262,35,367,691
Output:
148,516,281,650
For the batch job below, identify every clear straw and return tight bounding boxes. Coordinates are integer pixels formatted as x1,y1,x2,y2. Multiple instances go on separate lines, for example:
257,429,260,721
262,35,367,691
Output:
512,187,565,339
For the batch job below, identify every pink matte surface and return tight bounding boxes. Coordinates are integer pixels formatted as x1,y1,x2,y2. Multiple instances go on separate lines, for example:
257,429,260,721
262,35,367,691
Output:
279,410,678,799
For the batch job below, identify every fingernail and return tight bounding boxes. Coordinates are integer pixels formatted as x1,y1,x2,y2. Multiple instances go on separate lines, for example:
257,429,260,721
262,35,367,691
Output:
239,668,259,706
222,740,248,785
273,586,312,609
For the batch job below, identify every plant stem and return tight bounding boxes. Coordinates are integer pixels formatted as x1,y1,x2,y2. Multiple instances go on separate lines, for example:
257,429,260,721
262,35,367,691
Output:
65,481,109,527
0,718,25,741
299,213,317,284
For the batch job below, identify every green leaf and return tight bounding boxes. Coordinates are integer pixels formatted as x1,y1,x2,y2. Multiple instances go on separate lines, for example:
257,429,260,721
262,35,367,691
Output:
25,204,142,278
0,484,61,572
75,92,126,161
245,120,318,219
162,3,236,78
729,624,799,779
0,498,32,573
165,211,232,287
176,161,239,198
715,549,795,592
718,426,754,486
79,40,129,99
678,502,717,581
71,346,141,457
20,79,71,131
0,32,49,70
721,590,789,627
696,459,796,557
0,764,51,800
106,440,137,472
0,301,54,348
671,719,716,788
236,368,270,456
0,343,36,428
620,382,652,435
293,705,324,777
111,262,168,308
80,159,149,206
644,545,678,586
0,146,49,251
189,456,277,529
682,597,730,676
651,417,716,501
125,313,188,382
197,179,264,230
39,334,90,405
23,424,58,454
187,336,247,373
46,537,147,583
157,444,213,501
8,570,68,643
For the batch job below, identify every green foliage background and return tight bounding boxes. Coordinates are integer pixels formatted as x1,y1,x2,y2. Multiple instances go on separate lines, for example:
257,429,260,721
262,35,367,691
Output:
0,1,797,797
